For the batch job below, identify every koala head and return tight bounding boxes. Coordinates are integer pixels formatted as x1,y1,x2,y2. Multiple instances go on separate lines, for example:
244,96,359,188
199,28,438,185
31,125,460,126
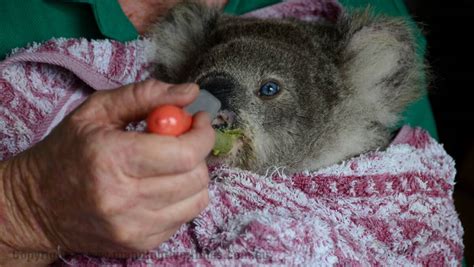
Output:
149,1,424,173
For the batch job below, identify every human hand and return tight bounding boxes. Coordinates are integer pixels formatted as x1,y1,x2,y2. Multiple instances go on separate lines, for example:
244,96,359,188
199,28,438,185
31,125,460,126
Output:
0,80,215,265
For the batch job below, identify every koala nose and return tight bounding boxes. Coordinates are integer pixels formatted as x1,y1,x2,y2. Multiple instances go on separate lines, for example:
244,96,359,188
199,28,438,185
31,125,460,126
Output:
198,73,235,110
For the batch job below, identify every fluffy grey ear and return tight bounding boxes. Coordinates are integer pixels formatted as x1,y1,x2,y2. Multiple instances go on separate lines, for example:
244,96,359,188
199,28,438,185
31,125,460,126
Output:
339,11,424,127
147,1,220,83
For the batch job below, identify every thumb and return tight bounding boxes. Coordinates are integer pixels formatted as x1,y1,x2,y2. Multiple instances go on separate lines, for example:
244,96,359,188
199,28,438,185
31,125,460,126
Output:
89,79,199,126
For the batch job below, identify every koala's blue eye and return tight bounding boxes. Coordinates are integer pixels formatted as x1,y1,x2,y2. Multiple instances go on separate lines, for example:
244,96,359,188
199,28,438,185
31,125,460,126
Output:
258,81,281,98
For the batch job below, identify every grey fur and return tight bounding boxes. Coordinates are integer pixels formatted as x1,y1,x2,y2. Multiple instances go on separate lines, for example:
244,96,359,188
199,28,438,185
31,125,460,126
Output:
148,2,424,173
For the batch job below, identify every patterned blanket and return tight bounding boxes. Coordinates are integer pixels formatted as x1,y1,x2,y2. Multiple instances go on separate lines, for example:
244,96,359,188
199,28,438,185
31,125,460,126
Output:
0,0,463,265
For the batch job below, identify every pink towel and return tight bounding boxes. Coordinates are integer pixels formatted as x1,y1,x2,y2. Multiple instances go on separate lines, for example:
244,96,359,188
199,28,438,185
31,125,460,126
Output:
0,38,155,160
60,126,463,266
0,0,463,265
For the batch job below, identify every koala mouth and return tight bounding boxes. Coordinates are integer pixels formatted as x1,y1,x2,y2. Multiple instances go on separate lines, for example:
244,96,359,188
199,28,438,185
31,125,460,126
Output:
209,110,247,163
211,110,236,130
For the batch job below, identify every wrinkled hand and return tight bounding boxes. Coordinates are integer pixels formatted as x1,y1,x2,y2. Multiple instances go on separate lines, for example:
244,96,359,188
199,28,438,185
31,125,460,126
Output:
118,0,228,34
0,80,215,263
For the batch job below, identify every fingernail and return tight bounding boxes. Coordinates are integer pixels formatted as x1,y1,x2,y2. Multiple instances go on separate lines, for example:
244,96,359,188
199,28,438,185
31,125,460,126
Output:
169,83,196,95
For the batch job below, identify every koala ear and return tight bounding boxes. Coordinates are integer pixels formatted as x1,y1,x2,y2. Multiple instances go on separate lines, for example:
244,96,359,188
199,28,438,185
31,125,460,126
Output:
147,1,220,82
339,11,424,126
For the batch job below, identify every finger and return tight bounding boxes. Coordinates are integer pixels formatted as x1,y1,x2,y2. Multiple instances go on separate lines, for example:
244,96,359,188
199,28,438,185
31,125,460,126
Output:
109,189,209,251
135,226,181,252
122,112,215,176
148,189,209,236
137,163,210,209
106,209,182,252
83,80,199,126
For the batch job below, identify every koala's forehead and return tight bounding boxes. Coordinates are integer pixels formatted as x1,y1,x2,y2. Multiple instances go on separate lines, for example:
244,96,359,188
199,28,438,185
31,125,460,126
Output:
194,39,310,85
195,18,323,74
213,17,315,49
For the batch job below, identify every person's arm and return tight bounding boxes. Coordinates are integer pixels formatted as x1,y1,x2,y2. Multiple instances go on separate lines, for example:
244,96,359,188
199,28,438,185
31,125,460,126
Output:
0,157,57,266
0,81,215,266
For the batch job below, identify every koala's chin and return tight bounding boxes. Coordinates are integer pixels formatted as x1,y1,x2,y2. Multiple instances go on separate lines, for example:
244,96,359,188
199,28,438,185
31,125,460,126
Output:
149,2,425,174
206,139,247,169
206,110,260,172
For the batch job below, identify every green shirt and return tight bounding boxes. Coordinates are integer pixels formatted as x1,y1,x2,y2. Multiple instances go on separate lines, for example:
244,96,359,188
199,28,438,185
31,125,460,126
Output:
0,0,278,58
0,0,437,138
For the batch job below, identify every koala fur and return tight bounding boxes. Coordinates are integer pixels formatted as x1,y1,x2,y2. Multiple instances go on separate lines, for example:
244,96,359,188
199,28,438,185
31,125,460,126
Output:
148,1,424,174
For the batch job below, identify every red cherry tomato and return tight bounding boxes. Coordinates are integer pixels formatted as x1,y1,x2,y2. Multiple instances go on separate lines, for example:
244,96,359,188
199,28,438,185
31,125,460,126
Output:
146,105,192,136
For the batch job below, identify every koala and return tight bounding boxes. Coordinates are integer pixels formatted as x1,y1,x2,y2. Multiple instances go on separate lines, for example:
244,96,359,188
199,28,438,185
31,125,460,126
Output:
148,1,424,174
